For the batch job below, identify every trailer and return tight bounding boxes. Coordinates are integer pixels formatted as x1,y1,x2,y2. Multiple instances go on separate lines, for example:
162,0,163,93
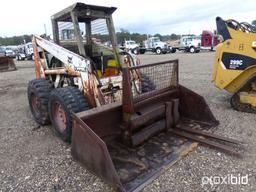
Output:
201,30,221,51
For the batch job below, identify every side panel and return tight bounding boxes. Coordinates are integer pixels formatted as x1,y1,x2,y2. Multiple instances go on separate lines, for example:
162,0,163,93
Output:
179,85,219,125
212,43,243,91
34,35,91,73
211,39,256,92
225,66,256,93
71,115,124,192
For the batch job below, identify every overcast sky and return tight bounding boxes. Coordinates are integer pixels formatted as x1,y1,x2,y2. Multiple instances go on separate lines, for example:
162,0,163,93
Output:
0,0,255,37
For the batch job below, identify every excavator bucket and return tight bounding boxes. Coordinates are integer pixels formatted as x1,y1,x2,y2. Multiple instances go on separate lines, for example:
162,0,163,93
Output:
71,60,218,192
0,57,16,72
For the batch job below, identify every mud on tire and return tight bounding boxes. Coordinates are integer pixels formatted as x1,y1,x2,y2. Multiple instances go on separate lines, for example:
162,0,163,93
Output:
48,87,89,142
28,79,53,125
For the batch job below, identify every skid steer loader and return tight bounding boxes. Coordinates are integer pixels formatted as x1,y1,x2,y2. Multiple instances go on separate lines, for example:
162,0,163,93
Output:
28,4,243,192
212,17,256,112
0,56,16,72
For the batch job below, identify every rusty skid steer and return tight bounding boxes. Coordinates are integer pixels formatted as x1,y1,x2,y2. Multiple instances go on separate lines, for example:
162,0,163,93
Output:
28,3,242,192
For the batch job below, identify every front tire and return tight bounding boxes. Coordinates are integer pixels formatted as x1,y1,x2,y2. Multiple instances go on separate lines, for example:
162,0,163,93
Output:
156,48,162,54
48,87,89,142
189,46,195,53
28,79,53,125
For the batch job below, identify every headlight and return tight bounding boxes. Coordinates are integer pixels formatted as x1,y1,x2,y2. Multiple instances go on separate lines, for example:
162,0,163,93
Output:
252,41,256,48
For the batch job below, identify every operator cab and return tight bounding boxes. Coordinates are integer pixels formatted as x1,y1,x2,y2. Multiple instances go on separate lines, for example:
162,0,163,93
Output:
51,3,121,78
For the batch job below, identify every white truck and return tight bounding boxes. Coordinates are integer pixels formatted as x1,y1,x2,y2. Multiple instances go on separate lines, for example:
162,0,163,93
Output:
4,47,16,58
120,40,146,54
16,42,34,61
170,35,201,53
144,36,171,54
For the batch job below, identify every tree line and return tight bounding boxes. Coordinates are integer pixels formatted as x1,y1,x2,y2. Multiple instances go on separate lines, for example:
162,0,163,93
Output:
0,35,33,46
92,32,181,45
0,32,181,46
1,20,255,46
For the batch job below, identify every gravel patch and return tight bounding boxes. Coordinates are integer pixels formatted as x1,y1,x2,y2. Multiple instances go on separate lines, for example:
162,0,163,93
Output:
0,52,255,192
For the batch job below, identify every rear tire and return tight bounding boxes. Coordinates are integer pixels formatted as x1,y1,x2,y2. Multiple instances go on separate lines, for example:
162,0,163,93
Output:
28,79,53,125
132,48,138,55
139,49,146,54
48,87,89,142
49,57,63,82
141,74,156,93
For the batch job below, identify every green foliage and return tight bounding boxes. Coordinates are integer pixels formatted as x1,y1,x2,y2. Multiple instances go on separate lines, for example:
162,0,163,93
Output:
92,31,180,45
115,32,180,44
0,32,181,46
161,34,181,41
153,33,162,39
0,35,32,46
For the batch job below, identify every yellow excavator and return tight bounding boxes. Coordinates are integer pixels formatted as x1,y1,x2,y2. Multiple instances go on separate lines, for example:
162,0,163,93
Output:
212,17,256,113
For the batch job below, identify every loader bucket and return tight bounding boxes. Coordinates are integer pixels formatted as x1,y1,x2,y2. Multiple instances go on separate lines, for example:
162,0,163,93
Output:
71,60,218,192
0,57,16,72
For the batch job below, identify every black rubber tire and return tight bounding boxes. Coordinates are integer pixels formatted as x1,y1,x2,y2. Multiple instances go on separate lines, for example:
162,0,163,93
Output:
49,57,63,82
171,48,176,53
139,49,146,54
189,46,196,53
156,48,162,54
48,87,89,142
49,57,62,68
141,74,156,93
28,79,53,125
132,48,139,55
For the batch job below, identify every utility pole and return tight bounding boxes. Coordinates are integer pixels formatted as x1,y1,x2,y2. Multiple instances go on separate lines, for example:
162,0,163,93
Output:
44,24,47,35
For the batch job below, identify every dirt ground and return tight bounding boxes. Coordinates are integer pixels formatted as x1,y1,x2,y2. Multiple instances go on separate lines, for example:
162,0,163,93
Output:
0,52,255,192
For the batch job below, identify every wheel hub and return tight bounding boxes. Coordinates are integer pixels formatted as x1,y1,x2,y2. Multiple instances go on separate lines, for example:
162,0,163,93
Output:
31,93,40,114
52,102,67,133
